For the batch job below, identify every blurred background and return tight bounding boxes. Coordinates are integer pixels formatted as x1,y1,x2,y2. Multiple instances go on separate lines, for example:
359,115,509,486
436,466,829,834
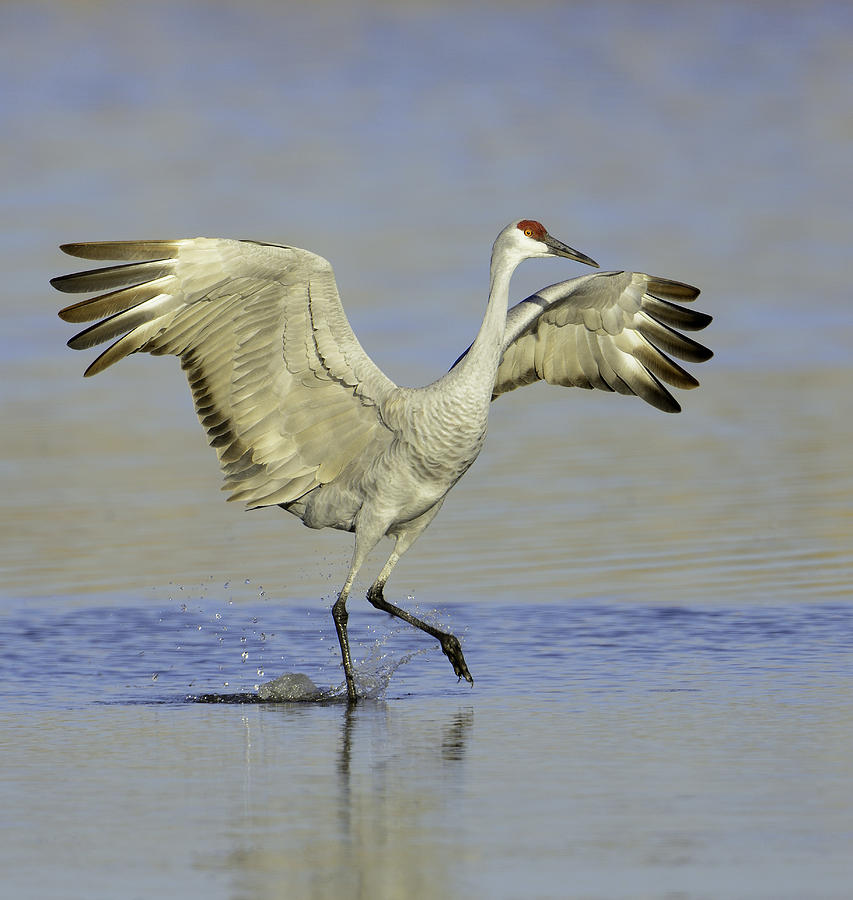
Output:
2,0,851,606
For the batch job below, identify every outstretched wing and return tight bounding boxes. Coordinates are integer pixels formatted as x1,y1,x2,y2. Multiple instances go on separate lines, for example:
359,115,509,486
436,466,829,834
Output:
53,238,397,508
489,271,712,413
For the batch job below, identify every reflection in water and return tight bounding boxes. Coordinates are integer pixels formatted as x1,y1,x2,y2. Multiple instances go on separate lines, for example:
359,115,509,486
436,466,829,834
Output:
440,709,473,763
223,702,474,899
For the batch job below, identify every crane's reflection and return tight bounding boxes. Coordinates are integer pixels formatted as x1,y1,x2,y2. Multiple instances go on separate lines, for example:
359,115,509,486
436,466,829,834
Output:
218,700,474,898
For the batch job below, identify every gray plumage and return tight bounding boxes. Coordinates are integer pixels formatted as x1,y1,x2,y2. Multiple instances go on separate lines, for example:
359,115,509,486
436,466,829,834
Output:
53,220,711,702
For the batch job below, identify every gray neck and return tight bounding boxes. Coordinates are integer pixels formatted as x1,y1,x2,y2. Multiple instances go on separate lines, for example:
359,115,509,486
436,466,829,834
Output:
455,250,518,381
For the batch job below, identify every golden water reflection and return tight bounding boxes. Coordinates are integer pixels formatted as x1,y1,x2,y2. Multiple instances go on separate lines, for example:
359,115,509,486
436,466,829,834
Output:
5,364,850,606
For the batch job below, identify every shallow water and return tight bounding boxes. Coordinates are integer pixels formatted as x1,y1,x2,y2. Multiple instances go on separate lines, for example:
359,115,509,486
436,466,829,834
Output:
2,1,853,897
2,598,853,899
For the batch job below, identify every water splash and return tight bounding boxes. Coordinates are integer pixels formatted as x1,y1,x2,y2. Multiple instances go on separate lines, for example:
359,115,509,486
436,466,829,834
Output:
256,672,324,701
315,622,433,702
191,612,434,703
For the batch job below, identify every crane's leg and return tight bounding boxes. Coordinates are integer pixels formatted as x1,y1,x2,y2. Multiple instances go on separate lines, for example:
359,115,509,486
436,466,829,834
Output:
332,537,376,704
366,508,473,686
332,570,359,704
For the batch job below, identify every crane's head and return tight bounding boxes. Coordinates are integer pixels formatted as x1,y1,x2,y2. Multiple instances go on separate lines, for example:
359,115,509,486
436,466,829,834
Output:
496,219,599,268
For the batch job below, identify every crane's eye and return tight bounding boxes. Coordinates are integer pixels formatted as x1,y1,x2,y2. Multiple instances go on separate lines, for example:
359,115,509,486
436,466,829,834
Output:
517,219,545,240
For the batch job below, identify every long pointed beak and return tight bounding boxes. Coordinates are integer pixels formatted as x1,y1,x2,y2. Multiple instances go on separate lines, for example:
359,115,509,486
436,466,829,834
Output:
544,234,599,268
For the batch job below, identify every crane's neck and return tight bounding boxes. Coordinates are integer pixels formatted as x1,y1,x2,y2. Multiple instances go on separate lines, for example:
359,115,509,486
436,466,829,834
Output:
457,250,518,381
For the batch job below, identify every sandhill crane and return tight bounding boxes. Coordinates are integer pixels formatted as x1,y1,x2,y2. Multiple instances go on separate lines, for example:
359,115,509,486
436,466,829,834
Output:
53,219,712,702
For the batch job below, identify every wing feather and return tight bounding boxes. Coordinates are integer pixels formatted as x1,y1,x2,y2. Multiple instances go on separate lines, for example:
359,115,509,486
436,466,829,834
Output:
60,240,183,261
55,238,397,508
52,259,178,294
487,270,711,413
58,277,177,323
66,293,184,349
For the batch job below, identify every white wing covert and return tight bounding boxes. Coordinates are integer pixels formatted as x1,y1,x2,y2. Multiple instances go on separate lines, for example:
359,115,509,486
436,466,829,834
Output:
491,271,712,413
54,238,397,508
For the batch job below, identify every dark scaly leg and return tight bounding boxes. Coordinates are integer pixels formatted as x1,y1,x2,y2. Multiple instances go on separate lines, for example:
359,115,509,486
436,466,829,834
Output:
333,529,379,704
332,586,358,703
366,509,473,685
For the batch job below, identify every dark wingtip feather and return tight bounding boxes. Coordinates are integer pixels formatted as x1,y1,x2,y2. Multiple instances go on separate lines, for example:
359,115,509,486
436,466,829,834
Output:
59,240,182,260
83,356,107,377
50,259,176,294
633,377,682,413
58,279,171,323
51,272,86,294
656,395,682,414
643,296,712,332
646,276,701,302
637,315,714,364
629,365,683,413
688,342,714,363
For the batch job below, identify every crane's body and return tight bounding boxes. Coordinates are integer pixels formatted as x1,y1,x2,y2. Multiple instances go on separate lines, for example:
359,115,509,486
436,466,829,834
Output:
290,359,489,533
53,219,712,702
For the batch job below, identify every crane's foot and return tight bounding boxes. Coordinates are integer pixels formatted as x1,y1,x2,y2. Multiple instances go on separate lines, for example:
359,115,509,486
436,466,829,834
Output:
438,632,474,685
366,585,474,687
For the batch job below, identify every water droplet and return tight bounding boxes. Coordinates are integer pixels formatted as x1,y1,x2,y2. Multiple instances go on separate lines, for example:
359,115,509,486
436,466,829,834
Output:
215,612,222,620
241,650,249,662
151,673,159,681
224,581,230,589
245,578,251,584
256,667,264,677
